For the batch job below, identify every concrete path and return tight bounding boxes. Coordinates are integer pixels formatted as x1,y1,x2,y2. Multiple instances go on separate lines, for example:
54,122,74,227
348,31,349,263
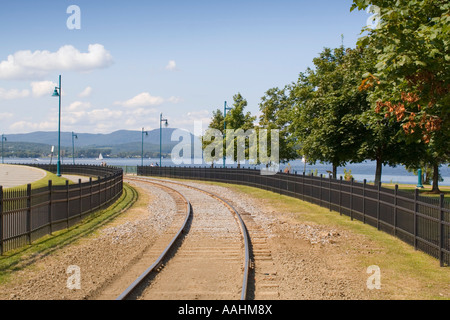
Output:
0,164,47,189
62,174,92,184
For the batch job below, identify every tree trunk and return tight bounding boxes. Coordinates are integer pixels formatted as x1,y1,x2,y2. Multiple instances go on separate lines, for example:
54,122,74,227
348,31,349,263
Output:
332,164,337,180
431,163,440,194
375,158,382,186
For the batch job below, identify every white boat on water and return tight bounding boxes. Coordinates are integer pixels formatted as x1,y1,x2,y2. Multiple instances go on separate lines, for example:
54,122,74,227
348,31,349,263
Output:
96,153,104,161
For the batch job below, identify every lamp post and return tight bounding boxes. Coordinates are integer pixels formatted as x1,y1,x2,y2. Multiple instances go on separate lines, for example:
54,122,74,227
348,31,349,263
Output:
223,101,232,168
1,134,6,164
159,113,168,167
72,132,78,165
52,75,62,177
141,127,148,167
417,168,424,189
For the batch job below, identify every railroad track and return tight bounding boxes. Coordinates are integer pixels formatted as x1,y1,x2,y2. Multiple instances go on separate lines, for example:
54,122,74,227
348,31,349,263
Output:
115,176,251,300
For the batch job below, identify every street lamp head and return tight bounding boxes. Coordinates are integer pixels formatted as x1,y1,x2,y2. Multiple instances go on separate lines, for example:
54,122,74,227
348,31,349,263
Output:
52,88,60,97
164,120,168,128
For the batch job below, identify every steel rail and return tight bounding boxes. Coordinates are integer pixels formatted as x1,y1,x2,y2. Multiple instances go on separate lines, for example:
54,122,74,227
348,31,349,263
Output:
116,180,192,300
125,176,251,301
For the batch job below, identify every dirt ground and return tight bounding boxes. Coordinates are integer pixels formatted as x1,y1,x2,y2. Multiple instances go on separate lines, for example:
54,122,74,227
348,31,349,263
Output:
0,179,409,300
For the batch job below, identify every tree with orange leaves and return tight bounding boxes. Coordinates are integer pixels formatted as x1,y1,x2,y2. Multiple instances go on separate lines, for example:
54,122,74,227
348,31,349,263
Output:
352,0,450,193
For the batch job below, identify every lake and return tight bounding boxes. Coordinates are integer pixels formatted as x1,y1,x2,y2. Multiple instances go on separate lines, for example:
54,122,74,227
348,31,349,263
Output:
4,157,450,186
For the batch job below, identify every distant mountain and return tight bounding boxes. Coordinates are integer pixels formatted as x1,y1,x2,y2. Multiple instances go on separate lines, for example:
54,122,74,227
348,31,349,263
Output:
5,129,198,148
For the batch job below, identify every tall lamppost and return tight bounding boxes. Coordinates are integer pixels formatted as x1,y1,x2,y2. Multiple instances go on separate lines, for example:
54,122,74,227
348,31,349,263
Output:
52,75,62,177
141,127,148,167
1,134,6,164
223,101,232,168
159,113,168,167
72,132,78,165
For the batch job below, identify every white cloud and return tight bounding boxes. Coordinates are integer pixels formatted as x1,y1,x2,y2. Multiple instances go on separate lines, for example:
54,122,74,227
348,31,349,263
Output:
78,86,93,98
0,44,114,80
170,110,212,133
115,92,183,108
31,81,58,97
165,60,177,71
0,88,30,100
167,96,183,104
67,101,92,112
0,112,14,119
9,120,56,132
115,92,165,108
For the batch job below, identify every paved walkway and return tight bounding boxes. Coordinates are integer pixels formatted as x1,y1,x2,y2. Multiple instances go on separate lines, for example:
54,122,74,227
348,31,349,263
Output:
0,164,47,189
62,174,93,184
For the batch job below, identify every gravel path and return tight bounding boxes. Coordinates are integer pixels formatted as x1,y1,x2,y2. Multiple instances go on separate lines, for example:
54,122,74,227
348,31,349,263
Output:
159,179,387,300
0,177,388,300
137,180,244,300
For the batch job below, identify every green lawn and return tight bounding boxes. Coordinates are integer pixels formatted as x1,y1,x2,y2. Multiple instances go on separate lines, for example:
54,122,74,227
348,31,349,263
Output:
382,183,450,199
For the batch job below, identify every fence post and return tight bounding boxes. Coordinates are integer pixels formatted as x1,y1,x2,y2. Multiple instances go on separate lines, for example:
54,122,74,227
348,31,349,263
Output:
98,176,101,207
439,194,444,267
0,186,3,255
377,181,381,231
329,174,332,212
363,179,366,224
319,174,323,207
350,178,354,221
294,173,297,198
66,180,70,228
27,184,32,245
339,176,342,216
414,188,418,251
79,179,82,219
394,185,398,236
48,180,52,235
302,172,305,201
89,177,93,211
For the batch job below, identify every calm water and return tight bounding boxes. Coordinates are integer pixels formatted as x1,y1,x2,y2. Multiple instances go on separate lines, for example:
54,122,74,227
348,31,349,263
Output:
4,157,450,186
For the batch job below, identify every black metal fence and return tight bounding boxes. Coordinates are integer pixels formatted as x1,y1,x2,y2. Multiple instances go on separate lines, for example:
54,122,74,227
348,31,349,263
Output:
0,165,123,254
138,166,450,267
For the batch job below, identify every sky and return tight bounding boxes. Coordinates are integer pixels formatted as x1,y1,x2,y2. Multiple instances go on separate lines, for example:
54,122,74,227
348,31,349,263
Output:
0,0,371,135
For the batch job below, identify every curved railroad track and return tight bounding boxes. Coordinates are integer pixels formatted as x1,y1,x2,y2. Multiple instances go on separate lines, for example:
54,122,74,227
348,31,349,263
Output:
113,176,251,300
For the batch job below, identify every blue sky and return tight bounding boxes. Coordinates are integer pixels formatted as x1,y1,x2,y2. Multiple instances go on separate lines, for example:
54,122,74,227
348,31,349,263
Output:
0,0,370,134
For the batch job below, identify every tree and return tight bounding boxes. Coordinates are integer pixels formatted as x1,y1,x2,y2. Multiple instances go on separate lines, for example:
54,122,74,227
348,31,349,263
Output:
258,86,298,165
351,0,450,192
224,93,256,167
202,109,224,167
291,47,372,179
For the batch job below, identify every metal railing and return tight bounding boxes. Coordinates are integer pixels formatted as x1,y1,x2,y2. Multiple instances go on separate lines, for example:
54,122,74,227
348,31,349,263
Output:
138,166,450,267
0,164,123,254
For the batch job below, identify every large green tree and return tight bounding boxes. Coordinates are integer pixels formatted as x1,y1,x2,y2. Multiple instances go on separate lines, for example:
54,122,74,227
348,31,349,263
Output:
351,0,450,191
258,86,298,165
291,47,372,179
224,93,256,167
202,109,224,167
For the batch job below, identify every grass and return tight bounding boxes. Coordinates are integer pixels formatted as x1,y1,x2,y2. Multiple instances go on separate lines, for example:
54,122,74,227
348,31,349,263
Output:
5,170,74,192
0,183,138,285
165,178,450,300
382,183,450,199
